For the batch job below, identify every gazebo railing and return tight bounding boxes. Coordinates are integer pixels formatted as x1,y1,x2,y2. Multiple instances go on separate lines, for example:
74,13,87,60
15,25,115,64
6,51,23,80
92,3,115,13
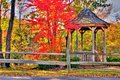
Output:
71,51,120,62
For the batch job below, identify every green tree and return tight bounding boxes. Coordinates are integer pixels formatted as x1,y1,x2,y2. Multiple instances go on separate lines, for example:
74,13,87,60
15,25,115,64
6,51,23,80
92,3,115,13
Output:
73,0,108,13
93,0,108,8
11,19,37,52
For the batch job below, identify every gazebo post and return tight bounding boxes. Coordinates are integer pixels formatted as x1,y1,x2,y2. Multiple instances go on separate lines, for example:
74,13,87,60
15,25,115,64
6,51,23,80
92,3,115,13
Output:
66,31,71,72
94,29,98,61
70,32,72,52
89,27,96,62
103,28,107,62
80,30,84,61
71,30,75,52
80,30,85,51
94,32,96,48
94,30,98,51
76,30,79,52
81,32,83,51
76,29,79,52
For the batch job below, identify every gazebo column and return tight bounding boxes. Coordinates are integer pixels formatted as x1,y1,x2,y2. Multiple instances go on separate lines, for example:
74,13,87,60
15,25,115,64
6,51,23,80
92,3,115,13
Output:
102,28,107,62
76,30,79,52
81,31,83,51
76,28,81,52
80,30,85,51
94,30,98,61
89,27,97,62
79,30,86,61
94,31,97,51
94,29,98,53
66,31,72,52
70,31,73,52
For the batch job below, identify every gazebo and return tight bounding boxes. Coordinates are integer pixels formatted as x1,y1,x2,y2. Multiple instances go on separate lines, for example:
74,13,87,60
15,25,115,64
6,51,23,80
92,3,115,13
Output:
66,8,110,62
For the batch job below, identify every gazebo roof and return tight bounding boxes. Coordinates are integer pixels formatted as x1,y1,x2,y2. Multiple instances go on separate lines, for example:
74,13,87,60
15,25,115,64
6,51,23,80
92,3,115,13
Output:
72,8,110,28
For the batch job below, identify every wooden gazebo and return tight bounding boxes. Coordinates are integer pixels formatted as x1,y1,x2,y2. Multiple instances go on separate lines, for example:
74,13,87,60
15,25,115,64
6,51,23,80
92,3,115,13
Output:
66,8,110,62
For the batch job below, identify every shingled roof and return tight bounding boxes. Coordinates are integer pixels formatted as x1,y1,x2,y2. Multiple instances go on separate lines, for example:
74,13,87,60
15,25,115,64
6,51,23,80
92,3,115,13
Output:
72,8,110,28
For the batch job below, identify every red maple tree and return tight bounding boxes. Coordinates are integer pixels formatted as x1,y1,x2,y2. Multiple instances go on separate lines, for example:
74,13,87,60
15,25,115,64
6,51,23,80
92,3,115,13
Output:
27,0,78,54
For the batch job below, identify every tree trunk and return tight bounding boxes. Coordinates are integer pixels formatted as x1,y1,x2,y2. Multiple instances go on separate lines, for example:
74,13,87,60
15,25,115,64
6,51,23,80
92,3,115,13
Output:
5,0,16,68
0,0,3,59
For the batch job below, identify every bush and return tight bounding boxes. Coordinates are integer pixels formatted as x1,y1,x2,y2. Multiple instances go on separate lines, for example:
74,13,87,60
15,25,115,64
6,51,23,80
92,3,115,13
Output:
37,56,80,70
11,54,23,59
11,54,23,65
107,56,120,62
60,56,80,68
37,65,58,70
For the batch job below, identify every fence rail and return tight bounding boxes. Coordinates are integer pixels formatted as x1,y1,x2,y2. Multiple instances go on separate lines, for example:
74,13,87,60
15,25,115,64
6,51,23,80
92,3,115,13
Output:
71,52,120,56
0,52,120,66
0,59,120,66
0,51,120,56
71,62,120,66
0,59,66,65
0,52,65,55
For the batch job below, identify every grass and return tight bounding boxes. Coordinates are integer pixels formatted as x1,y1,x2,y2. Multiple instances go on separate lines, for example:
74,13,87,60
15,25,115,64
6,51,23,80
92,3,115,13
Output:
0,68,120,77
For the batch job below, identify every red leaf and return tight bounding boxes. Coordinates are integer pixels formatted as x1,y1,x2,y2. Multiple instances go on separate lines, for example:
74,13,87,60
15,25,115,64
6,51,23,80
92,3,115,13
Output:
27,0,76,54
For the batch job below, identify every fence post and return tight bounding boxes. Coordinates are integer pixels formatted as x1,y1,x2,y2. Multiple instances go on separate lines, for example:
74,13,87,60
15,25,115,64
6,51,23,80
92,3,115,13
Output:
66,48,71,73
66,31,71,73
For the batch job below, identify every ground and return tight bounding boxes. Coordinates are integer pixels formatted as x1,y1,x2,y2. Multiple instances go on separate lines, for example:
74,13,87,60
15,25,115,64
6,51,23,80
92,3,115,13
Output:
0,64,120,77
0,68,120,77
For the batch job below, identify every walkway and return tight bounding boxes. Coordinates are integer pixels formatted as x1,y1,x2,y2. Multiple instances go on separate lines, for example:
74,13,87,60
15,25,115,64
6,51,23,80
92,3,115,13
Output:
0,76,119,80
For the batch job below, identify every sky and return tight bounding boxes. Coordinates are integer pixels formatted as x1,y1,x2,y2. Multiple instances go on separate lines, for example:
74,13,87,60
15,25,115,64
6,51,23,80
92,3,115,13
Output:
105,0,120,22
21,0,120,23
106,0,120,13
5,0,120,23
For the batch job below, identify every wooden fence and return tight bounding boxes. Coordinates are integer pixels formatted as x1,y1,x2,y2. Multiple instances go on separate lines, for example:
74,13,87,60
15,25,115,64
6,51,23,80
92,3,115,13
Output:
0,52,66,66
0,52,120,71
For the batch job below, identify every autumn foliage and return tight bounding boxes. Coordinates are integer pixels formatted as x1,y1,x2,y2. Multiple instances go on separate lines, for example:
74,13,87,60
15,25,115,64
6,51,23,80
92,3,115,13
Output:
27,0,78,53
107,22,120,53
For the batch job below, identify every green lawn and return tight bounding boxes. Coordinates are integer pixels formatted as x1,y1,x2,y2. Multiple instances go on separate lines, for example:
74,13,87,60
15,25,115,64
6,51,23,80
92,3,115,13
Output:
0,68,120,77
